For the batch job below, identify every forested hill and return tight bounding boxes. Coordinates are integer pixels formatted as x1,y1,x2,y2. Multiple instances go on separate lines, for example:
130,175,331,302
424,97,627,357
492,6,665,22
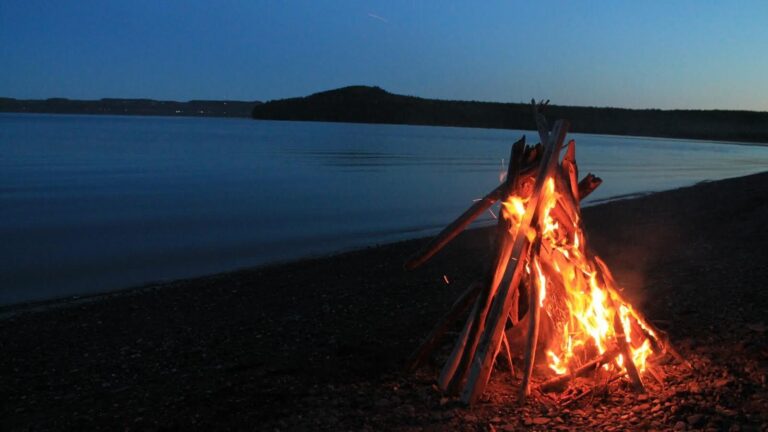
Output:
252,86,768,144
0,97,260,118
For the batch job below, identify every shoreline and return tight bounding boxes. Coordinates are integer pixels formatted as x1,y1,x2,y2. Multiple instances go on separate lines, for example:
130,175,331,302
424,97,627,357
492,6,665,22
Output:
0,172,751,315
2,171,767,430
252,117,768,147
0,169,759,310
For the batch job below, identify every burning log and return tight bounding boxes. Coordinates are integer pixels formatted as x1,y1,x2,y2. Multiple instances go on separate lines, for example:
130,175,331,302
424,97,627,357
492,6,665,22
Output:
407,109,684,406
558,374,623,407
590,257,646,393
520,241,543,401
612,311,646,393
539,346,621,392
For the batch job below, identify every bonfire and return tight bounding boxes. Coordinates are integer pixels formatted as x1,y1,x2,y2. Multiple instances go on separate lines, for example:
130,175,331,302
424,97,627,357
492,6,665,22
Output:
406,103,689,405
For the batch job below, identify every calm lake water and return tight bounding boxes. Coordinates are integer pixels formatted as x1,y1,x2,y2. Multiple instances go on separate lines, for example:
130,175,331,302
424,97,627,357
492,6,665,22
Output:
2,113,767,305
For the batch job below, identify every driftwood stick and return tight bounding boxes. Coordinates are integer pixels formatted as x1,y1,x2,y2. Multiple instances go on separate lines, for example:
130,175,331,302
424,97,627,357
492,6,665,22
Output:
439,300,478,390
539,346,621,392
562,139,580,201
550,201,578,235
501,331,515,378
593,257,645,393
612,311,646,393
461,239,531,401
646,365,665,387
665,342,692,370
447,138,527,392
560,374,622,407
520,243,543,402
634,318,690,369
532,100,551,147
593,256,690,371
555,167,580,221
508,279,521,326
545,167,598,238
404,183,504,270
405,280,483,372
404,138,541,270
577,174,602,200
628,309,690,369
525,143,542,165
461,120,570,405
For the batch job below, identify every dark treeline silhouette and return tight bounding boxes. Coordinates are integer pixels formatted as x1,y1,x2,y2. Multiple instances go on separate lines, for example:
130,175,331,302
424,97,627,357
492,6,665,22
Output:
0,97,261,118
252,86,768,144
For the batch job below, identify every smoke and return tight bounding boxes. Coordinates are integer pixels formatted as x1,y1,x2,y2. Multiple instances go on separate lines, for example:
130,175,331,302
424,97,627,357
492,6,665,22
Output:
583,205,679,314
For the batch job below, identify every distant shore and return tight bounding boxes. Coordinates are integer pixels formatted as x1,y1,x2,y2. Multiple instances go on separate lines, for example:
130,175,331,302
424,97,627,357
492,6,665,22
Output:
2,171,767,430
252,86,768,144
4,87,768,144
0,97,261,118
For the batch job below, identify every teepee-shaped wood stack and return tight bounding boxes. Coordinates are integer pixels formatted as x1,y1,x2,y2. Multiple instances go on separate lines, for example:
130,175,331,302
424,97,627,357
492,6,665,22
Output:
406,104,687,405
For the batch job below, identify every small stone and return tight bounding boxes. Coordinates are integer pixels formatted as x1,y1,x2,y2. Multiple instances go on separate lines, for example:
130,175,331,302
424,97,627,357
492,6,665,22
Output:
686,414,705,427
716,405,737,417
632,403,651,413
714,378,730,388
500,425,516,432
637,394,649,402
674,421,687,430
651,404,663,413
532,417,550,425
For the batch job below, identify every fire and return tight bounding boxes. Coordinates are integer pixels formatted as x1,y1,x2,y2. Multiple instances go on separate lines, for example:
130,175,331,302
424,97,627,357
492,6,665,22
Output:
504,175,655,377
405,116,682,404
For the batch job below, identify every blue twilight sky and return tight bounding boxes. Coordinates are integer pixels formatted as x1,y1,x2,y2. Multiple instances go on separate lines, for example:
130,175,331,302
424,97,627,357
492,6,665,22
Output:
1,0,767,110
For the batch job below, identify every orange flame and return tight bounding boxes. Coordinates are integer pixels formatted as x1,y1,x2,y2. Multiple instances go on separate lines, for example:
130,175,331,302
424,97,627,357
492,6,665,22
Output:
504,175,655,377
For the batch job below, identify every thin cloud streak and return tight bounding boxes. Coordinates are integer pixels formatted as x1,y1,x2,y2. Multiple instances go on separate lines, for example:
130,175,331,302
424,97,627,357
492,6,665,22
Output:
367,13,389,23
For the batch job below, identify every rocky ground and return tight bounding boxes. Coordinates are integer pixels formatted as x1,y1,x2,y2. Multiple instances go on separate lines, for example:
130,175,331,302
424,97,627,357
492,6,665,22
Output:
2,172,767,431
